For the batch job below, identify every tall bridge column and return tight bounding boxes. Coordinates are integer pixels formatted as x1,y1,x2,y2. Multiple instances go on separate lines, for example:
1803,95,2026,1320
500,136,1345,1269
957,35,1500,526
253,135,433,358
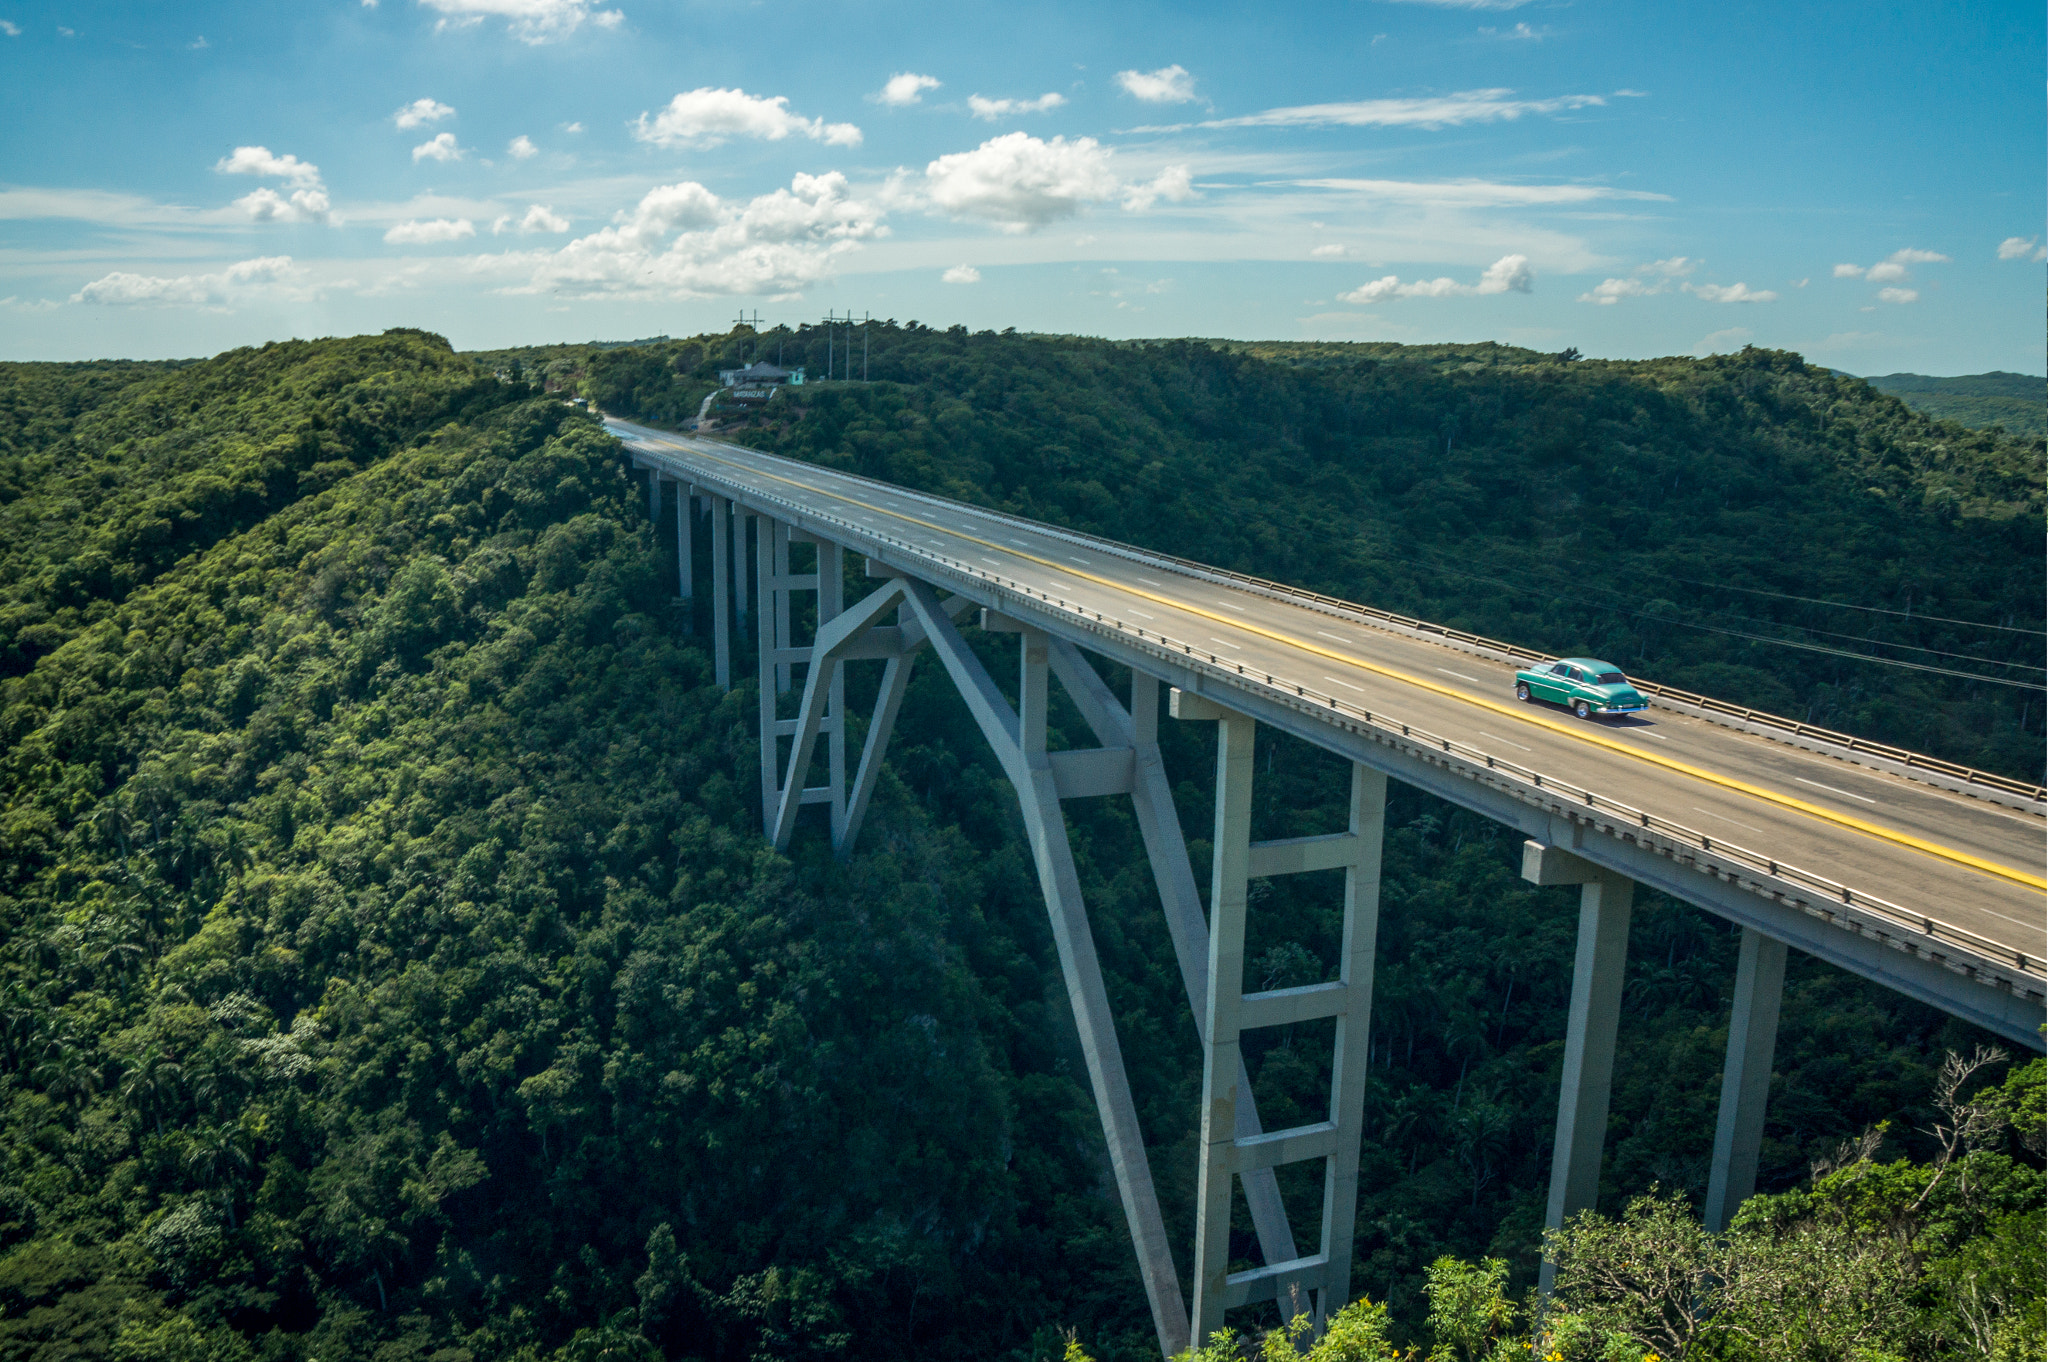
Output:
757,521,847,834
674,482,694,615
1522,840,1633,1297
709,493,732,688
1173,689,1384,1340
1704,927,1787,1231
745,503,761,622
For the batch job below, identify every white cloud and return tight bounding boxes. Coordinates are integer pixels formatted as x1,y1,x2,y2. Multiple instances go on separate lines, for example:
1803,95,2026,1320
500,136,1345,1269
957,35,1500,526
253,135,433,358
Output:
1876,286,1918,304
1693,326,1752,356
1116,65,1196,103
72,255,303,307
922,132,1121,231
968,92,1067,121
415,0,623,43
632,87,861,148
1121,164,1194,212
501,170,885,299
492,203,571,234
1686,281,1776,303
1478,22,1548,39
1195,88,1607,131
215,146,331,223
878,73,941,107
235,186,334,223
1293,177,1669,207
413,132,464,162
1478,254,1533,293
1311,243,1348,258
384,217,477,244
1577,256,1697,303
941,264,981,284
1,20,21,35
561,121,584,133
217,145,322,188
394,97,456,130
1342,252,1532,303
1834,246,1949,283
1579,277,1656,305
508,134,539,159
1996,235,2044,261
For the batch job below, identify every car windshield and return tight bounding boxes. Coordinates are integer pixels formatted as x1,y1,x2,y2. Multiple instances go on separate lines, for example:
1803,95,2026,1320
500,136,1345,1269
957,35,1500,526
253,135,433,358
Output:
1595,671,1626,685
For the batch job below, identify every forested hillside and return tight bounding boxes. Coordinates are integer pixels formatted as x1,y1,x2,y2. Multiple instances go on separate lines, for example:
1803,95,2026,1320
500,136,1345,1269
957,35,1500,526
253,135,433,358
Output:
0,331,2040,1362
1862,371,2047,439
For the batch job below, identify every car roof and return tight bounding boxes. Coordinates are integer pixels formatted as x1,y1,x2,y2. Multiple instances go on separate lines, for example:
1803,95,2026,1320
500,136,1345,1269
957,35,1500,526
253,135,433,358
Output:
1558,657,1622,672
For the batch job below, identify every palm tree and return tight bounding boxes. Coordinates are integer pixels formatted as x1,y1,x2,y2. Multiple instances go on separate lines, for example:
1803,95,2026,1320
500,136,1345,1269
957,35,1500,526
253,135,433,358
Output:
1453,1099,1512,1210
186,1122,253,1229
1382,1086,1441,1175
34,1047,101,1111
119,1047,184,1137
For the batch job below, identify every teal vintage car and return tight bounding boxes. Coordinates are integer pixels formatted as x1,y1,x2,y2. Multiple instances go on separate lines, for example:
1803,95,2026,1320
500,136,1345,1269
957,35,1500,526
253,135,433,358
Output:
1514,657,1649,719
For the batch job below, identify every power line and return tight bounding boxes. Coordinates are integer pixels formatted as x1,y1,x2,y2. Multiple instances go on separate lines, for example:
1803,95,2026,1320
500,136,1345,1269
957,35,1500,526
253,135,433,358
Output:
1639,572,2044,637
1404,549,2045,671
1406,557,2045,690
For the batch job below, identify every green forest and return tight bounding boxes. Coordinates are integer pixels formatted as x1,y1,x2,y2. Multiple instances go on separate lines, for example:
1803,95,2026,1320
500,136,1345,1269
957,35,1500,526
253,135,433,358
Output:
0,327,2040,1362
1860,372,2046,440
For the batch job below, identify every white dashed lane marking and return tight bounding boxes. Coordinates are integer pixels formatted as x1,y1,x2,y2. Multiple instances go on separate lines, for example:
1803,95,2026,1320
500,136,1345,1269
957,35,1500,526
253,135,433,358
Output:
1796,777,1878,805
1694,806,1766,835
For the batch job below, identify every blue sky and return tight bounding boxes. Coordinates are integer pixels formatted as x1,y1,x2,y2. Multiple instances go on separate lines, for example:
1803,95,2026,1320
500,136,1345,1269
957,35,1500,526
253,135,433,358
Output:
2,0,2041,371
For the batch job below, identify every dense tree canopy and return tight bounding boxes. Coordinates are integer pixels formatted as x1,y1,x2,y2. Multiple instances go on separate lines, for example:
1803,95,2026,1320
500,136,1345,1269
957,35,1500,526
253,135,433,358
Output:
0,330,2038,1362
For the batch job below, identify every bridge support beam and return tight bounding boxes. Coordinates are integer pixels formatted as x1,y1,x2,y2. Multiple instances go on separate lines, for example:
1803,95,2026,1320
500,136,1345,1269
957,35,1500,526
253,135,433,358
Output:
1174,688,1383,1341
674,482,695,613
1046,650,1303,1283
899,585,1190,1359
1522,840,1634,1298
1704,927,1787,1232
757,520,846,835
709,493,732,688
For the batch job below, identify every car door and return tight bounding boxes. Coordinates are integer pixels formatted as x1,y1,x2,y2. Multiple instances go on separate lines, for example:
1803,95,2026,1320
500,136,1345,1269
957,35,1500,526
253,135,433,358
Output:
1536,662,1572,701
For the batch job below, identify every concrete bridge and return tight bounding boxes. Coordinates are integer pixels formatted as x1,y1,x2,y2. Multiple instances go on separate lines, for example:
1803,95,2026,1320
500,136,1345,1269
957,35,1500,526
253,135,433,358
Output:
608,416,2045,1357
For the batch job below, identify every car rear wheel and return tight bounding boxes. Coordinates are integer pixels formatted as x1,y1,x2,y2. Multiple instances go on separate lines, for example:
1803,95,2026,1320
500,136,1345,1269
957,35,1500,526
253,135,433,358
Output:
1573,699,1591,719
1516,682,1530,701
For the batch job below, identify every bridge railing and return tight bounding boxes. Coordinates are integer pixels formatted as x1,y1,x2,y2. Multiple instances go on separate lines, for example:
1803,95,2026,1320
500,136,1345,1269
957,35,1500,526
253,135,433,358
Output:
629,439,2047,999
805,473,2046,807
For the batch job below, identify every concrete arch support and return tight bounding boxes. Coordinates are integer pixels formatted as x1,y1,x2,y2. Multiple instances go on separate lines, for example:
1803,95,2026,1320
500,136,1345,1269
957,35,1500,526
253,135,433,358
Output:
1172,688,1385,1341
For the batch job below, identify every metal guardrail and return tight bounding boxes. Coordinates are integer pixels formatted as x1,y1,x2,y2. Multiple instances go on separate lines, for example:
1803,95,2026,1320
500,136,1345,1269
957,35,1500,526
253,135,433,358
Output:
623,436,2048,998
821,481,2047,807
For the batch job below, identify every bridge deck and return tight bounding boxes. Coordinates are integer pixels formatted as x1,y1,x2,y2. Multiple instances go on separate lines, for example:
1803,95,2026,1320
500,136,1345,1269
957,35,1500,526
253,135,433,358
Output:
610,419,2046,1014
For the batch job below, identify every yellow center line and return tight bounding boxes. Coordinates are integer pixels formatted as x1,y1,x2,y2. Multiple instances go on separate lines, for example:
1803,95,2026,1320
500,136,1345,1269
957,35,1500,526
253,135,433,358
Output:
627,427,2047,893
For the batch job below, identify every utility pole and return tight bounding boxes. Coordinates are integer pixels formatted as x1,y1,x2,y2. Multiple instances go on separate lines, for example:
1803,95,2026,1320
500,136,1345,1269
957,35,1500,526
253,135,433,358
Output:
862,311,869,382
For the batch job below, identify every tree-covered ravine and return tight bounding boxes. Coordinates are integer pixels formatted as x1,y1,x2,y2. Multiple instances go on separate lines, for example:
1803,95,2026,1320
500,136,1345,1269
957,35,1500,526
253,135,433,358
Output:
0,328,2040,1362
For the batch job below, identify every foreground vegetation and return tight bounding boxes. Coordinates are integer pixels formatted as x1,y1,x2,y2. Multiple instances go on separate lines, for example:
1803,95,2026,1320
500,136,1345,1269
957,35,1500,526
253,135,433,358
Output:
0,330,2039,1362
